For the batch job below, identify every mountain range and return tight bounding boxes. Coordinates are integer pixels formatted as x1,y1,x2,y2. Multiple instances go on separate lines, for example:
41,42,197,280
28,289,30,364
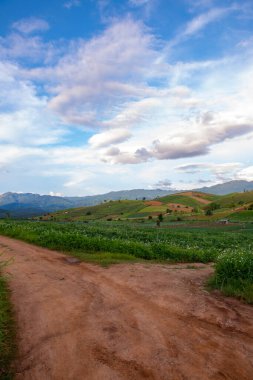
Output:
0,180,253,218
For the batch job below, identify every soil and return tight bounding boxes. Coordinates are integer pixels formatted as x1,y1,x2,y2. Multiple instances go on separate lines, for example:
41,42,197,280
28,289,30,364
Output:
181,192,211,205
167,203,193,213
144,201,163,206
0,235,253,380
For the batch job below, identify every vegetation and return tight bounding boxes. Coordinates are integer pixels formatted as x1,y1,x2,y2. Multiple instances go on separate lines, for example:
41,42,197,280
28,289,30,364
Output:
229,210,253,222
209,250,253,303
38,190,253,224
0,219,252,262
157,194,204,208
1,188,253,304
0,263,16,379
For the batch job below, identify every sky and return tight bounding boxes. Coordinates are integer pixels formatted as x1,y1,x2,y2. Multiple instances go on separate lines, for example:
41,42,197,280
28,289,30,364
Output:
0,0,253,196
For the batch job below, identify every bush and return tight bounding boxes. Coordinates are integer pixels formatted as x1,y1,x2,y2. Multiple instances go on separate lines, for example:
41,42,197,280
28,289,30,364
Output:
209,250,253,303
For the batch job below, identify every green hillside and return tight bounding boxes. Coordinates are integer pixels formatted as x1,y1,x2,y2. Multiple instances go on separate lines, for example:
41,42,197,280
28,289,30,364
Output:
38,190,253,223
216,191,253,208
228,210,253,222
41,200,145,221
157,191,217,208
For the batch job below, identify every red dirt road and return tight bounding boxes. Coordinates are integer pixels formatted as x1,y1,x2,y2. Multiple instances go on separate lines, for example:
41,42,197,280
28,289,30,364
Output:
0,236,253,380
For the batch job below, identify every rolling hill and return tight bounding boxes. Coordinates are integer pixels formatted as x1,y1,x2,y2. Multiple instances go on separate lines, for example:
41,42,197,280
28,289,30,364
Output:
39,190,253,223
1,180,253,218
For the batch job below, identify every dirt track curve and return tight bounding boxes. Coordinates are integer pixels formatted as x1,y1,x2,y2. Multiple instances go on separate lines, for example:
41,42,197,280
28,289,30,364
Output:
0,235,253,380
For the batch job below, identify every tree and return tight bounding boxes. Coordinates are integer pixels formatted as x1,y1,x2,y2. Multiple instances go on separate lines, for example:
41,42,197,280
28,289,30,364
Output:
158,214,163,222
205,209,213,216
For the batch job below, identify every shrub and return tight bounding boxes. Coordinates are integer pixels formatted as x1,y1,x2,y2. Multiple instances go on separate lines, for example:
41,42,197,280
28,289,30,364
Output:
209,250,253,303
158,214,163,222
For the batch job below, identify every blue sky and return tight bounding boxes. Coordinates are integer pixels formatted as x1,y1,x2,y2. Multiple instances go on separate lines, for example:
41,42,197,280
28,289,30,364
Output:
0,0,253,196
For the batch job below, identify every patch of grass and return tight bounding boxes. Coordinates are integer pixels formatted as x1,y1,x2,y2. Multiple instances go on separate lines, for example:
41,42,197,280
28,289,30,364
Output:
42,200,145,222
158,194,204,208
0,274,16,379
218,191,253,209
229,210,253,222
208,250,253,304
71,251,144,267
185,265,203,270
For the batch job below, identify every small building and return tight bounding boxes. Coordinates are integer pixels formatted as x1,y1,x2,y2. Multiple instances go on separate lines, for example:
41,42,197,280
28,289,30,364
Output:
218,219,229,224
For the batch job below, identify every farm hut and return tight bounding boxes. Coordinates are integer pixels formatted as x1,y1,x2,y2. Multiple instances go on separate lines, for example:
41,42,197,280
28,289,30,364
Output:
218,219,229,225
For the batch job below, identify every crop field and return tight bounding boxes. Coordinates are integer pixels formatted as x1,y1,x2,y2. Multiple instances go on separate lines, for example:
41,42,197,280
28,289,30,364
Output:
0,219,252,302
0,219,252,261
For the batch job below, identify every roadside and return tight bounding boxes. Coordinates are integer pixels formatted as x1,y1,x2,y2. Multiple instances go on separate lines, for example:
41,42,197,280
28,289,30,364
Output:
0,256,16,379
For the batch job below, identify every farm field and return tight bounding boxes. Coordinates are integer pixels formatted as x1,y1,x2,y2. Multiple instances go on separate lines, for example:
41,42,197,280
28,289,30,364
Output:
0,219,253,263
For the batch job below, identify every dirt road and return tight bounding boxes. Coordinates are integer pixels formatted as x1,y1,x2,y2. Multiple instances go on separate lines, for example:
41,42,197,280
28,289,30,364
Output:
0,236,253,380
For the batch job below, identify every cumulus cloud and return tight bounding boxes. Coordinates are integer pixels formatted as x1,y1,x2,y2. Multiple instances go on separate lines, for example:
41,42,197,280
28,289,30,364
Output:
176,162,243,182
106,146,151,164
47,18,159,126
0,61,66,146
12,18,49,34
152,123,253,160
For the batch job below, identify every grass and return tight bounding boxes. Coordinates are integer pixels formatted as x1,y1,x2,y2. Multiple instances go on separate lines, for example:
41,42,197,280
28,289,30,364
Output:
71,251,144,266
208,250,253,303
0,273,16,379
43,200,145,222
228,210,253,222
158,194,202,208
138,205,168,213
218,191,253,208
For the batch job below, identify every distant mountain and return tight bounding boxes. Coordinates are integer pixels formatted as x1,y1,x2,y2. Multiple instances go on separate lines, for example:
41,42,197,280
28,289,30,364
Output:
195,180,253,195
0,180,253,218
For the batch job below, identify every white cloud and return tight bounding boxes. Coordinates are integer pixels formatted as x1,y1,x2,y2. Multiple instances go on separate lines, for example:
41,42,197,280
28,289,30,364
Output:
183,8,229,36
49,191,63,197
12,18,49,34
88,129,131,148
0,61,66,146
167,6,237,50
47,18,159,126
236,166,253,181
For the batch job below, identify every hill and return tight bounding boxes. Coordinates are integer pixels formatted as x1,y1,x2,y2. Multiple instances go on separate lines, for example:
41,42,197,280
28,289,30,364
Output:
195,180,253,195
40,190,253,223
1,180,253,218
